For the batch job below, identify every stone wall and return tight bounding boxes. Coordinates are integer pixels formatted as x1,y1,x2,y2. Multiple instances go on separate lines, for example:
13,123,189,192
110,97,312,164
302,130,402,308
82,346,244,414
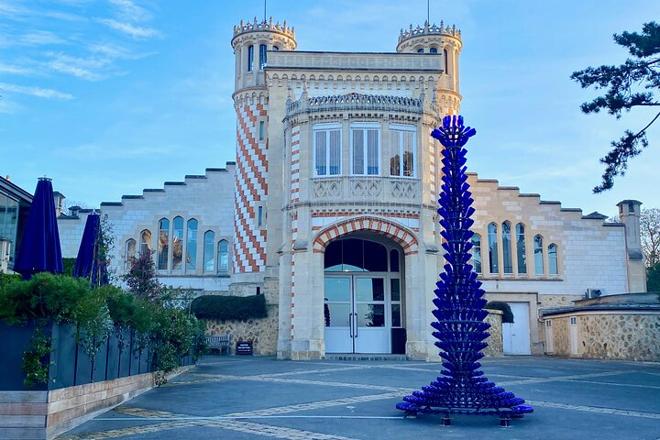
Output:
205,304,279,356
539,294,583,309
0,367,192,440
484,309,503,357
545,311,660,361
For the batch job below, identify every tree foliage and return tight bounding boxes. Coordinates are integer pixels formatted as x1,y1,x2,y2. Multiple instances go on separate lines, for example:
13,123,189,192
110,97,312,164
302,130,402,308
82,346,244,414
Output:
641,208,660,268
571,22,659,193
123,251,164,302
648,263,660,293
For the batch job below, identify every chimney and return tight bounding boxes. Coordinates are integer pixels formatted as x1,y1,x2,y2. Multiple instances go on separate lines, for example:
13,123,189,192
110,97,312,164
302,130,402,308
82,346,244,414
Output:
617,200,646,292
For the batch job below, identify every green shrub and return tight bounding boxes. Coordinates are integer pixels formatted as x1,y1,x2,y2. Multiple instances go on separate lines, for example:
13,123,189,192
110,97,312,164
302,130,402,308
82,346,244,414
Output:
62,258,76,276
191,294,267,321
485,301,514,324
0,273,21,289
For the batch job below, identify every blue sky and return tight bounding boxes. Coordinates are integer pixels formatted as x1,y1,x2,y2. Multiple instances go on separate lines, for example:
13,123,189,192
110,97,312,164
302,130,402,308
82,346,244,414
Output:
1,0,658,216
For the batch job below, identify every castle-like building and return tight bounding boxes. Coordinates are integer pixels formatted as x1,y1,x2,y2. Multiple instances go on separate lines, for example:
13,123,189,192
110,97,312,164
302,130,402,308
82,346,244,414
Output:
58,18,646,360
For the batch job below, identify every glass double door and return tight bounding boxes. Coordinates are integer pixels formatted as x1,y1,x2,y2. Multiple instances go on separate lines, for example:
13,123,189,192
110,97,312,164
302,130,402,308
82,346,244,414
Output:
324,275,391,354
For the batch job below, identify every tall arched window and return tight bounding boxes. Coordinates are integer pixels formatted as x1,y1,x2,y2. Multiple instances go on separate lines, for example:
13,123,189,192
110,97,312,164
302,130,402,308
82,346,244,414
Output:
488,223,498,274
259,43,267,69
502,221,513,274
125,239,136,269
534,234,544,275
443,48,449,72
247,45,254,72
217,239,229,274
203,230,215,272
139,229,152,256
186,219,198,271
172,216,184,270
516,223,527,274
157,218,169,270
548,243,558,275
471,233,482,273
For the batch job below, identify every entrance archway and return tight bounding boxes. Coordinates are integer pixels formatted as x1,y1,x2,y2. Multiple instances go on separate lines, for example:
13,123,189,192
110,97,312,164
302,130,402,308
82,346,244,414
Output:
323,235,405,354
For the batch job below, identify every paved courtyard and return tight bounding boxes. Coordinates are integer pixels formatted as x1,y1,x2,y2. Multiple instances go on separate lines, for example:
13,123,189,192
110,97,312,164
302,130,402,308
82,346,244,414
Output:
61,356,660,440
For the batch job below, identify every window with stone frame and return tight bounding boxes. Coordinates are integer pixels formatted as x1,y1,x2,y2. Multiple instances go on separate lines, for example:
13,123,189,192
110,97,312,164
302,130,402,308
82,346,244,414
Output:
516,223,527,274
259,43,267,69
471,233,482,273
186,219,198,271
534,234,544,275
389,125,416,178
502,221,513,274
125,239,136,269
313,124,341,176
217,239,230,274
488,222,498,274
203,230,215,273
139,229,152,256
351,124,379,175
548,243,559,275
157,218,169,270
247,45,254,72
172,216,184,270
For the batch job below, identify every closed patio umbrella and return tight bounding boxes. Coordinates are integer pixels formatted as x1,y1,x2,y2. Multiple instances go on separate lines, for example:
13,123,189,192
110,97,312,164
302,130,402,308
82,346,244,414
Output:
73,213,107,285
14,177,63,278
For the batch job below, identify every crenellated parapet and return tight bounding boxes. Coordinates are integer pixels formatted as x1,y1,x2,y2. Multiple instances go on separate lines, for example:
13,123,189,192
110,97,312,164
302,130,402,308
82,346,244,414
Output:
397,20,461,48
232,16,296,48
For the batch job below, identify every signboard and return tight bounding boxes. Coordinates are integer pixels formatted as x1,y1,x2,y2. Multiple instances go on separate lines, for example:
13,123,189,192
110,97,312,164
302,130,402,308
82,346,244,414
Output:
236,341,253,356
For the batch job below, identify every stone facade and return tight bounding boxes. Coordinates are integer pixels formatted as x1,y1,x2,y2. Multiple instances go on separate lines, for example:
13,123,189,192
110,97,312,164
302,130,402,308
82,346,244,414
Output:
544,311,660,361
205,305,278,356
484,309,503,357
55,15,646,362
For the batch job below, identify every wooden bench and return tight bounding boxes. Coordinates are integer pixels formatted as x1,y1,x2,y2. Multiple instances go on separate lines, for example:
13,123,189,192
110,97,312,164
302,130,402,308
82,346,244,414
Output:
206,333,231,355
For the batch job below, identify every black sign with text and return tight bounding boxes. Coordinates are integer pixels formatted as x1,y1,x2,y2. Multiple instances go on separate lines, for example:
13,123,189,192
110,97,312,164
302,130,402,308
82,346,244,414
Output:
236,341,253,355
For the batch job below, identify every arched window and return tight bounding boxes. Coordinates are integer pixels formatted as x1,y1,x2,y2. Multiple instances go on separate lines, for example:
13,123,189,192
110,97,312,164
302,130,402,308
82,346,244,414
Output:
259,43,267,69
186,219,198,271
217,239,229,274
390,249,400,272
125,239,136,269
157,218,169,270
417,47,424,53
534,234,544,275
471,233,482,273
429,47,438,54
443,48,449,72
488,223,498,274
502,221,513,274
548,244,558,275
324,238,387,272
272,45,279,51
172,216,184,270
203,230,215,272
247,45,254,72
516,223,527,274
139,229,152,256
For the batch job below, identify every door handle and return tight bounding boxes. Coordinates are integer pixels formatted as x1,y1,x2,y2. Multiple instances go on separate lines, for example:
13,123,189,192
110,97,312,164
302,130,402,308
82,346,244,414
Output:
354,313,358,338
349,313,353,338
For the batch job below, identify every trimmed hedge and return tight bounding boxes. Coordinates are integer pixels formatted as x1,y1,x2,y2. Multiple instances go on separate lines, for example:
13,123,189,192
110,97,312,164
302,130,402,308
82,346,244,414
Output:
191,294,267,321
485,301,514,324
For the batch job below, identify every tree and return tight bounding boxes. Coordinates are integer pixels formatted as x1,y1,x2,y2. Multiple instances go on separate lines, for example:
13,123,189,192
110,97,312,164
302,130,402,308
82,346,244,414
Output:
648,263,660,292
571,22,659,193
641,208,660,268
123,252,163,302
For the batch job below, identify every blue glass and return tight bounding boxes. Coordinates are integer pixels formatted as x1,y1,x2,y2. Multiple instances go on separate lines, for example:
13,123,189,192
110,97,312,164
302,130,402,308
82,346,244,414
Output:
396,115,533,421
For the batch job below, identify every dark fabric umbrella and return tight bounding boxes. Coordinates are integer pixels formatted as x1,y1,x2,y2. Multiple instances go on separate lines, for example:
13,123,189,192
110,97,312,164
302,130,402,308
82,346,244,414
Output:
14,178,63,278
73,213,107,285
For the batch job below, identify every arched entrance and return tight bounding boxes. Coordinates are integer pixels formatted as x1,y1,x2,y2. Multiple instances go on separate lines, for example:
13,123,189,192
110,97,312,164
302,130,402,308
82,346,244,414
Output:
323,235,405,354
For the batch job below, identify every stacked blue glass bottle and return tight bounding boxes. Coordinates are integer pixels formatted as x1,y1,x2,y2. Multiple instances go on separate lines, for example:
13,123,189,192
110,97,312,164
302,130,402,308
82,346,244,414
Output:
396,115,533,420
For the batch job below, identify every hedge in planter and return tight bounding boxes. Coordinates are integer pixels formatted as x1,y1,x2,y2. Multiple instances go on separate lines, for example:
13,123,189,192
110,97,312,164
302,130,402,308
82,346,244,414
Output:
191,294,267,321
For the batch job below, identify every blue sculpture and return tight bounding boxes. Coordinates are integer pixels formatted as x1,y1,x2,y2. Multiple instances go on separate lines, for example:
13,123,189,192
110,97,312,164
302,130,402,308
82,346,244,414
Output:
396,115,533,425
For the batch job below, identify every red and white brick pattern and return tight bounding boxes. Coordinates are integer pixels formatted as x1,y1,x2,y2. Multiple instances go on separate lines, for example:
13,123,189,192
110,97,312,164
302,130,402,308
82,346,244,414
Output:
233,101,268,273
312,216,419,255
289,125,301,335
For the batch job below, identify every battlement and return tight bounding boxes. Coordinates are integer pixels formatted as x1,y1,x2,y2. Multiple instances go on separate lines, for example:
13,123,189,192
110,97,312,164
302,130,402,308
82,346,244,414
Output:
398,20,461,44
233,16,295,40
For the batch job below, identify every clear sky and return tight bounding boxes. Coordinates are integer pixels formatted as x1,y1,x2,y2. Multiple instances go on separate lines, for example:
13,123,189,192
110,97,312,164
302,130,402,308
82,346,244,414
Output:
1,0,658,217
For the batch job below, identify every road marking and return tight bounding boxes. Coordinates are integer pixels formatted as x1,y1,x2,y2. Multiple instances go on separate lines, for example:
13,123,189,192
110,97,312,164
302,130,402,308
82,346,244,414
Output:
499,370,630,386
564,379,660,390
528,400,660,420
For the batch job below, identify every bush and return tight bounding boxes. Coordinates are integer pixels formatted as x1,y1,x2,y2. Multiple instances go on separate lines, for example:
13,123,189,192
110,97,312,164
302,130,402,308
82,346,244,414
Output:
0,273,21,289
62,258,76,276
485,301,514,324
191,294,267,321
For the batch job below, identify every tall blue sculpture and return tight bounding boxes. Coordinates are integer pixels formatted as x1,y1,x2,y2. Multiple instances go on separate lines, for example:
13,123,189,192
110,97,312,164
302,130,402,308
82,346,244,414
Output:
396,116,533,425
